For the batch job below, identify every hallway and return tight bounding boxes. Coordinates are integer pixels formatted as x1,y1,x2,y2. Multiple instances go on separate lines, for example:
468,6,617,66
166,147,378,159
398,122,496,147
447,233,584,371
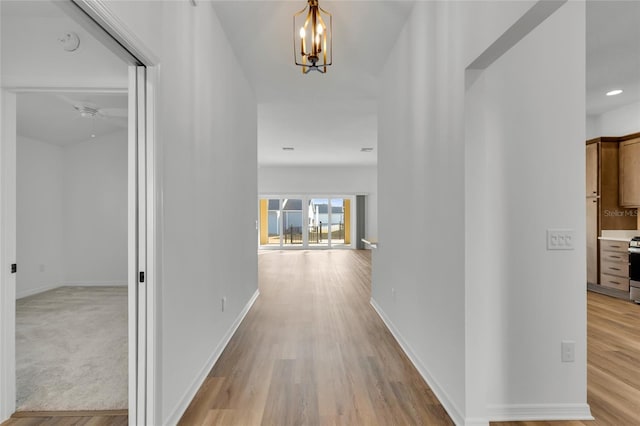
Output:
179,250,453,425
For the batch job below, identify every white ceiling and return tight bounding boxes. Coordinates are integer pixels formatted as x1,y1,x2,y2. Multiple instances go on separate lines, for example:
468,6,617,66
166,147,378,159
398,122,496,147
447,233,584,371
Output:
586,1,640,116
259,101,377,166
213,1,414,167
212,1,415,103
1,0,128,145
2,1,638,161
17,92,127,145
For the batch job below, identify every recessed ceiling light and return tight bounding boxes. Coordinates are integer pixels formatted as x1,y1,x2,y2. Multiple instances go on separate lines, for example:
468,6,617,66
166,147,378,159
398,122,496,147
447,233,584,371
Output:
282,147,295,151
606,89,623,96
361,147,374,152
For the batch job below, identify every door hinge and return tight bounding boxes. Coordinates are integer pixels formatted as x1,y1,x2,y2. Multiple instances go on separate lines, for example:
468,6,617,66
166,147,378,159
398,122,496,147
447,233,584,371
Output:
139,271,145,283
11,264,17,274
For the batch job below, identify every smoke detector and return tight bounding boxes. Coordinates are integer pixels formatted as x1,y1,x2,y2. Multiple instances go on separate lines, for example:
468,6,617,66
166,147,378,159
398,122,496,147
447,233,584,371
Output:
58,32,80,52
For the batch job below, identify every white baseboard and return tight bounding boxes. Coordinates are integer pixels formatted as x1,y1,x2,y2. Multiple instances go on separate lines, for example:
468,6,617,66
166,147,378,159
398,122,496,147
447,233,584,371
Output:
62,281,127,287
164,288,260,426
16,284,59,299
370,298,467,426
487,403,593,421
463,418,490,426
370,299,593,425
17,282,128,299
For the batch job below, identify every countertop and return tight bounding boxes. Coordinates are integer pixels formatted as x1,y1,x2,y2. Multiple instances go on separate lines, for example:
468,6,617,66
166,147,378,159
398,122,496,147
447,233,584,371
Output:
598,236,633,242
599,230,640,242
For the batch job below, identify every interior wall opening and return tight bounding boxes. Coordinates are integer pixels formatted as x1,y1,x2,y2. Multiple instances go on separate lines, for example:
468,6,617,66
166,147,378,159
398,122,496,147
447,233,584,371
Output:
15,91,129,412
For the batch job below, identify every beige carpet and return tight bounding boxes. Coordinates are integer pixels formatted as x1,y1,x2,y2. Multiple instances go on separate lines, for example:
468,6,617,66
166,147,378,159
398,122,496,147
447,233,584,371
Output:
16,286,128,411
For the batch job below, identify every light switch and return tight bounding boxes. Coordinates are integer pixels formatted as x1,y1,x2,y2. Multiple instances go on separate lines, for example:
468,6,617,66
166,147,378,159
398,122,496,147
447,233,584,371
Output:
547,229,575,250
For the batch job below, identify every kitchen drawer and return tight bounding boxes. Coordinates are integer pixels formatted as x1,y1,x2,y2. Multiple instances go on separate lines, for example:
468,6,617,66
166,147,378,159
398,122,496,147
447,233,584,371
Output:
600,250,628,263
600,274,630,292
600,259,629,278
600,239,628,253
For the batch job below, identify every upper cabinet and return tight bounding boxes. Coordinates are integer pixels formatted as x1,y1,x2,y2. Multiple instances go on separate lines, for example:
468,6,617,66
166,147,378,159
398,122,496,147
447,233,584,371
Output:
619,136,640,208
586,137,637,230
586,142,598,197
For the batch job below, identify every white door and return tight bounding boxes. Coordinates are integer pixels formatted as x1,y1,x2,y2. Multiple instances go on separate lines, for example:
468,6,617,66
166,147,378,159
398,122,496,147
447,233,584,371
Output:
0,90,17,422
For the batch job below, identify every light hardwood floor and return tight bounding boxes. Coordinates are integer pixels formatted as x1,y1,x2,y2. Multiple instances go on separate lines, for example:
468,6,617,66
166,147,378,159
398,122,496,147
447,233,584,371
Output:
1,410,127,426
4,251,639,425
179,250,453,425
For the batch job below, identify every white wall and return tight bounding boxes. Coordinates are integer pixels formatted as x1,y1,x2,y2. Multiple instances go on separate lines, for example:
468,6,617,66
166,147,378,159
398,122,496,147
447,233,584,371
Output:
466,2,588,422
62,131,128,285
376,1,588,424
100,2,258,424
586,115,599,140
375,2,468,421
587,101,640,139
259,166,378,239
16,136,64,298
16,131,127,297
0,7,127,89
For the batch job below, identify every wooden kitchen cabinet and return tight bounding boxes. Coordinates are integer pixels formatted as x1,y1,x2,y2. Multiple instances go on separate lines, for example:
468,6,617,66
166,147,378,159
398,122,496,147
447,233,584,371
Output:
586,197,598,284
586,142,598,197
588,138,637,230
599,240,630,292
585,136,637,287
619,136,640,207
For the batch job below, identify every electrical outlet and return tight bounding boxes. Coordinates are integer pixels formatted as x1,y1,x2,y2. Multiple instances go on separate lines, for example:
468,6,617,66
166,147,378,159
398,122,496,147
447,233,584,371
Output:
561,340,575,362
221,296,227,312
547,229,575,250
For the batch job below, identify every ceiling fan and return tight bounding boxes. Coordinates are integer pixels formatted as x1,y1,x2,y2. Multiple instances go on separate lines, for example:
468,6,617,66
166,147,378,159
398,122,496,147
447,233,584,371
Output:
57,94,128,129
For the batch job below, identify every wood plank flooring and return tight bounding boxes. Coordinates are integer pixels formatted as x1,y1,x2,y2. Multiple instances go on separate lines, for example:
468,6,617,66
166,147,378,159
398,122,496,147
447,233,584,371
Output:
179,250,453,425
1,411,127,426
4,251,639,425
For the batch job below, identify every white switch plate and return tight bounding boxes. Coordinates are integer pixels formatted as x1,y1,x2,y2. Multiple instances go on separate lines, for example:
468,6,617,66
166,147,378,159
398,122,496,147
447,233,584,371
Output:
561,340,575,362
547,229,575,250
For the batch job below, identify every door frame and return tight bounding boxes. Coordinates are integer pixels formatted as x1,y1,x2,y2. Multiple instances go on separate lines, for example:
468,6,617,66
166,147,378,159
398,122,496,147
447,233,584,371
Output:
0,1,159,424
0,89,17,423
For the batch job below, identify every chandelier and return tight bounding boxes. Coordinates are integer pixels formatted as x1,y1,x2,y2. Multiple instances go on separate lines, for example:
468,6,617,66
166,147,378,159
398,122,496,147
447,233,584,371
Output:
293,0,332,74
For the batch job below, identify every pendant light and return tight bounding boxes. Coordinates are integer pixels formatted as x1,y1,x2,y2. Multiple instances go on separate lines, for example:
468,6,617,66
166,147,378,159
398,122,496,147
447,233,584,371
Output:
293,0,332,74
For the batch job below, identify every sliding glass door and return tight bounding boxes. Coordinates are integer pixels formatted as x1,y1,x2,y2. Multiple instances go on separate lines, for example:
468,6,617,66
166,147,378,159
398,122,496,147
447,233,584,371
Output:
282,199,303,247
260,196,353,249
258,199,281,246
329,198,350,248
308,199,329,247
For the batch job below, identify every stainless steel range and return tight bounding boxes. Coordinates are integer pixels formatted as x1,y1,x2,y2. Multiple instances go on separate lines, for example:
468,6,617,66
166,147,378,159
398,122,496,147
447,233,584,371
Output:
628,237,640,303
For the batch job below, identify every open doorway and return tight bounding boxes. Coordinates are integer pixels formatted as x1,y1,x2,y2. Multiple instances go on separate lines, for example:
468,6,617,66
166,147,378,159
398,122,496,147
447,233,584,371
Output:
15,91,128,411
1,0,154,423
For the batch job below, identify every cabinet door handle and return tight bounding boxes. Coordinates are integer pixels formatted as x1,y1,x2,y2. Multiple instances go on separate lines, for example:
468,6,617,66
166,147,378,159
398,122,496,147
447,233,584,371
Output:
610,255,621,259
610,267,621,271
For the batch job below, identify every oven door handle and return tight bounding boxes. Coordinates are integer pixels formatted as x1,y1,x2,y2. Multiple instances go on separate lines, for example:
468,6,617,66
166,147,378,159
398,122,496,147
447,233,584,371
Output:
629,247,640,254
